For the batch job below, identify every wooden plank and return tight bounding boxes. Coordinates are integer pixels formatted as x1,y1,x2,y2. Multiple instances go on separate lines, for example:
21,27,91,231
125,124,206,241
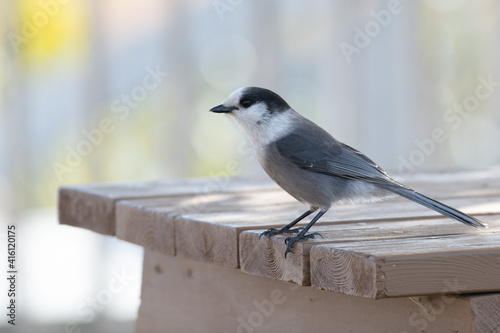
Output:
399,167,500,199
115,189,295,256
116,200,176,255
174,212,250,267
58,178,275,235
174,195,500,268
308,195,500,223
310,229,500,298
240,215,500,286
136,249,498,333
71,171,500,273
60,168,500,236
59,168,500,235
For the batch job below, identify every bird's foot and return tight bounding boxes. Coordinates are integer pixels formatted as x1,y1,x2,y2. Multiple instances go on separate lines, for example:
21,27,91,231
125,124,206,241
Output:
284,232,323,258
259,226,303,239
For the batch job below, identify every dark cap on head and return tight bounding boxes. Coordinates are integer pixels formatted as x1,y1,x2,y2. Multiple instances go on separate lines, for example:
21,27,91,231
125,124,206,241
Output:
241,87,290,113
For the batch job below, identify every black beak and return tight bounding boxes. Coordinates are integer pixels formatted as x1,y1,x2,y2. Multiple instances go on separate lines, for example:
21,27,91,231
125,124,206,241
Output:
210,104,237,113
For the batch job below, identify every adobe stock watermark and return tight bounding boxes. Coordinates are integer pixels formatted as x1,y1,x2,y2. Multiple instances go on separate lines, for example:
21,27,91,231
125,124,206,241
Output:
231,284,300,333
339,0,406,64
398,74,498,177
401,277,467,333
8,0,72,53
212,0,243,21
51,268,135,333
51,65,169,182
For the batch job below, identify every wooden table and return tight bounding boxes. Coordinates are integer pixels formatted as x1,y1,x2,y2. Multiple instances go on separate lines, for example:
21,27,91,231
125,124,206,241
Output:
58,169,500,333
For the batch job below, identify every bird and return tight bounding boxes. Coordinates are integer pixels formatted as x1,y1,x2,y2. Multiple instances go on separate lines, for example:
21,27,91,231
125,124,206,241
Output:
209,87,486,257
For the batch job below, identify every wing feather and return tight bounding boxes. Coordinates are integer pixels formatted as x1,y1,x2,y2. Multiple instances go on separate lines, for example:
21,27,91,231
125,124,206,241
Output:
275,133,406,188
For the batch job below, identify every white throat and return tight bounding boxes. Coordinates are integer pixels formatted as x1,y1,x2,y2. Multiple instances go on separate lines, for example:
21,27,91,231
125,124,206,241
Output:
236,110,295,144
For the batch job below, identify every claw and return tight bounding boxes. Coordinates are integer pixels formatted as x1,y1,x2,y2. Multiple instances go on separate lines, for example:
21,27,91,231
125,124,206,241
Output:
285,237,297,258
307,232,324,240
282,231,324,257
284,238,297,257
259,226,301,239
259,227,279,239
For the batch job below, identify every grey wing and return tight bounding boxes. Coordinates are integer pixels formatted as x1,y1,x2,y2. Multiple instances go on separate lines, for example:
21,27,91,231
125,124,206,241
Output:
275,133,407,188
275,133,486,228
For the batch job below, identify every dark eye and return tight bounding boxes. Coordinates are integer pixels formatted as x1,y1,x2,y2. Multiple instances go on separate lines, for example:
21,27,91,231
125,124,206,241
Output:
240,99,253,108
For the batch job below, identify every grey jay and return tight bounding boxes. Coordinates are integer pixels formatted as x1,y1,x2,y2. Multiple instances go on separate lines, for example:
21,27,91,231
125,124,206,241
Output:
210,87,485,257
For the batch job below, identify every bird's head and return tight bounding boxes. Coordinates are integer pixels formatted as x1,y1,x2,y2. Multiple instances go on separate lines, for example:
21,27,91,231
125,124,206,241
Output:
210,87,294,144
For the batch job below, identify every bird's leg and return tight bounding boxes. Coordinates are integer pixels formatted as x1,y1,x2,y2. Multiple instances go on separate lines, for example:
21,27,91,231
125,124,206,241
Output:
260,208,316,239
284,210,326,257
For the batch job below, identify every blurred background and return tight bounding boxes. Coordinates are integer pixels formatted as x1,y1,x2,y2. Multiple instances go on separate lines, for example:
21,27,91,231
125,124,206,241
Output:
1,0,500,331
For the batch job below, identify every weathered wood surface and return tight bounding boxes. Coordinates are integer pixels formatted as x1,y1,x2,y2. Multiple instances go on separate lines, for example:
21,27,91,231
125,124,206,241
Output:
59,169,500,298
58,168,500,235
137,249,500,333
136,192,500,268
116,189,293,260
310,230,500,298
240,214,500,286
58,178,275,235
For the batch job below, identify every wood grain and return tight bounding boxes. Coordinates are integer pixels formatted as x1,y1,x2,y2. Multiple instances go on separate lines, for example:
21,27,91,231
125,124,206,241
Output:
115,199,177,255
58,178,275,235
173,211,293,267
59,169,500,236
310,228,500,298
59,169,500,300
56,169,500,331
174,194,500,268
240,206,500,285
115,189,296,261
137,249,498,333
59,168,500,235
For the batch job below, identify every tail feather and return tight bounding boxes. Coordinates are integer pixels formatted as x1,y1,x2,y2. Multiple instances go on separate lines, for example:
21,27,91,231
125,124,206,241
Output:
380,185,486,228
